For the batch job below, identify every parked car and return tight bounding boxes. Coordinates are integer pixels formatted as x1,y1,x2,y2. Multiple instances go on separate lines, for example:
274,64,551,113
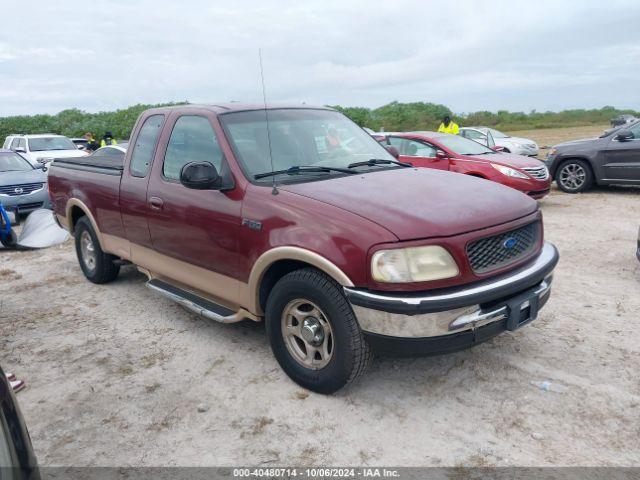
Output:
48,104,559,393
0,150,50,214
3,134,87,167
460,127,539,157
611,114,637,128
377,131,551,199
0,365,40,478
71,138,89,150
545,120,640,193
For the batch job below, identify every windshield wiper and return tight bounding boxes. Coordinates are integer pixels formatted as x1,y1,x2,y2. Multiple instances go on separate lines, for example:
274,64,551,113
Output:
254,165,356,180
347,158,412,169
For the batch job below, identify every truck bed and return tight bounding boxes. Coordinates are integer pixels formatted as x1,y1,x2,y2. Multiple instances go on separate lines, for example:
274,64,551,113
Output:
51,156,124,175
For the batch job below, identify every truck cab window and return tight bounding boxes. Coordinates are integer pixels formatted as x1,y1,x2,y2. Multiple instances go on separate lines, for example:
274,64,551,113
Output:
163,116,223,181
130,114,164,177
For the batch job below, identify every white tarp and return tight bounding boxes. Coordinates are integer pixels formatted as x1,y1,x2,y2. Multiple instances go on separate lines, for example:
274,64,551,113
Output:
17,209,69,249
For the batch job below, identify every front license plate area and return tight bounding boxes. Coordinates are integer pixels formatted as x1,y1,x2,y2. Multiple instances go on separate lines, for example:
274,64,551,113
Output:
505,290,540,331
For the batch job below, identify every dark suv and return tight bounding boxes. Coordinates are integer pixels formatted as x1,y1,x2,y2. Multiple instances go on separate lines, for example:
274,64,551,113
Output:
545,121,640,193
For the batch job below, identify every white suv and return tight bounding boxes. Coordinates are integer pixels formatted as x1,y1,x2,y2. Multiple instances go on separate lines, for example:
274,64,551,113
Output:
3,134,87,167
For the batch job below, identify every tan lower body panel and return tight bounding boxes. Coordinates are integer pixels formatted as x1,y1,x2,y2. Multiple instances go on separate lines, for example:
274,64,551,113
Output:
129,243,256,320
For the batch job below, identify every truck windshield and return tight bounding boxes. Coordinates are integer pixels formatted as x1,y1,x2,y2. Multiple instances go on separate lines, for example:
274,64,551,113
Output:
437,135,496,156
219,109,397,183
0,152,34,172
28,136,76,152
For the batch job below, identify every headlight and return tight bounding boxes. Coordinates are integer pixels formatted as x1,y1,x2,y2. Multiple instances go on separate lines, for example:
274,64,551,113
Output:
372,245,459,283
491,163,529,179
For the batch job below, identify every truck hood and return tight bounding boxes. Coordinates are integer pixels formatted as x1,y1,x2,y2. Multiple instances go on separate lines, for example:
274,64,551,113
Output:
279,168,537,241
0,168,47,185
466,152,544,168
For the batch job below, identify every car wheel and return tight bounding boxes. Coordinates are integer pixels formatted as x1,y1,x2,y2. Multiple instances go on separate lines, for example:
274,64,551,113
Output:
265,268,373,394
74,216,120,283
555,159,593,193
0,230,17,248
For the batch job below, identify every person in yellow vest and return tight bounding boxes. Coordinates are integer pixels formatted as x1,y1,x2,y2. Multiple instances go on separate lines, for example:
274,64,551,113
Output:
84,132,99,151
437,115,459,135
100,131,118,148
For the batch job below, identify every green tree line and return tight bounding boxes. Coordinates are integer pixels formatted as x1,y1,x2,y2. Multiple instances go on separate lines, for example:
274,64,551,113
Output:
1,101,637,142
332,102,639,132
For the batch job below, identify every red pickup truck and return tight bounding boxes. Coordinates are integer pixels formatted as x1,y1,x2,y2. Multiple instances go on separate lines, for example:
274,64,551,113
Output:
48,104,559,393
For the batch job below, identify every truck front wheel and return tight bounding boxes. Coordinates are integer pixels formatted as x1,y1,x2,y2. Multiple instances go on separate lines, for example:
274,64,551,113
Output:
265,268,372,394
74,216,120,284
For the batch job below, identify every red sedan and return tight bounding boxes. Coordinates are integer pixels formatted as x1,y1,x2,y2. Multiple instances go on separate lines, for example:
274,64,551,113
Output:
377,131,551,199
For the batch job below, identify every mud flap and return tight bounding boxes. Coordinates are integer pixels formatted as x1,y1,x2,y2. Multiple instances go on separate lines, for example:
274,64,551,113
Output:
16,209,69,249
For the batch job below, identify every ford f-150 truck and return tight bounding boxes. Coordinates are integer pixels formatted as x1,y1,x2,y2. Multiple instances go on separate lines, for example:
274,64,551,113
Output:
48,104,559,393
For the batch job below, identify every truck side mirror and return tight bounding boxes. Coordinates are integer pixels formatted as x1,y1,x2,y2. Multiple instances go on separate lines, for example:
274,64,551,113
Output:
180,162,222,190
385,145,400,159
616,129,634,142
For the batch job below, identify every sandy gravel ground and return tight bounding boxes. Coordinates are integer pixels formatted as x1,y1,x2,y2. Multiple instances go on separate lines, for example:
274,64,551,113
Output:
1,185,639,467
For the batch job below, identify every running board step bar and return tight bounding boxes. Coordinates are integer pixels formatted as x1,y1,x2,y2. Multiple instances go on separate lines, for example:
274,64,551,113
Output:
147,279,243,323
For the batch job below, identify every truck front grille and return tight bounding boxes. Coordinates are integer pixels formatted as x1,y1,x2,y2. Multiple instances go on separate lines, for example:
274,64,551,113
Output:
0,182,44,196
467,222,539,274
522,166,549,180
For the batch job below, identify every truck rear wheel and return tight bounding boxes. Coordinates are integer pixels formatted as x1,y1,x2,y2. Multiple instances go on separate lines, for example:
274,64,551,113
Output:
265,268,372,394
74,217,120,284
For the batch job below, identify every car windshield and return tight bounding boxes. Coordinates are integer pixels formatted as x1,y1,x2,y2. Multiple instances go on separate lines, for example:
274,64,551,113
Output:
438,135,496,155
0,152,34,172
486,128,508,138
28,136,76,151
219,109,397,183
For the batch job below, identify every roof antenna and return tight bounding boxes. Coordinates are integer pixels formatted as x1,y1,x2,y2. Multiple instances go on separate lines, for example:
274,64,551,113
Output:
259,48,278,195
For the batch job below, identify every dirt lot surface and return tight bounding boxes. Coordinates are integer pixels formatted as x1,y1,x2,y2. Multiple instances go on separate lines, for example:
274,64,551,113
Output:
2,185,640,467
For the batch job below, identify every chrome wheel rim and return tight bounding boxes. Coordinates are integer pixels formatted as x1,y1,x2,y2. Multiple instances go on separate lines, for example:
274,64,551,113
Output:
281,299,334,370
559,163,586,190
80,230,97,272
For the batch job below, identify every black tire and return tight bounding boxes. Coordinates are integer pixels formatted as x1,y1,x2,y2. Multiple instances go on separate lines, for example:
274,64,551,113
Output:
0,230,17,248
74,216,120,284
555,159,594,193
265,268,373,394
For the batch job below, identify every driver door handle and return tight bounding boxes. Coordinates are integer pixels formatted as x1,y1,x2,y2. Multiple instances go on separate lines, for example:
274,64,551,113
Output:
149,197,164,210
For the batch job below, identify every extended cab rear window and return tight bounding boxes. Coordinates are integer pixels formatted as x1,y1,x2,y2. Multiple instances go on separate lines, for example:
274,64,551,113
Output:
130,115,164,177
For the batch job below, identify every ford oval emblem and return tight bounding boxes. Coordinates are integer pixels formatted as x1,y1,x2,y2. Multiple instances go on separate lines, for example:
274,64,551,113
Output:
503,237,517,249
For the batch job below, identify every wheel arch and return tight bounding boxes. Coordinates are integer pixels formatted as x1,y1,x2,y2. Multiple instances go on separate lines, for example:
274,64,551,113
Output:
249,247,355,315
552,155,594,179
65,199,104,248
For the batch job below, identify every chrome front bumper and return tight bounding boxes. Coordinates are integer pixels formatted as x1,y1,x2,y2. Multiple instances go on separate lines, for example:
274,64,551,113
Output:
345,242,558,339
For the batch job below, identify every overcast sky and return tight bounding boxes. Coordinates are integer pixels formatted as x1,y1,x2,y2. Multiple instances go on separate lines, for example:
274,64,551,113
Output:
1,0,639,117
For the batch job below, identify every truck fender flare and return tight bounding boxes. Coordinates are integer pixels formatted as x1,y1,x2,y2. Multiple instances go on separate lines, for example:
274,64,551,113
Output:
65,198,104,248
247,246,355,314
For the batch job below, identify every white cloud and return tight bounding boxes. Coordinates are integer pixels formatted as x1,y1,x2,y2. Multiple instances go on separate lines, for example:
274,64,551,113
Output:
0,0,638,115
